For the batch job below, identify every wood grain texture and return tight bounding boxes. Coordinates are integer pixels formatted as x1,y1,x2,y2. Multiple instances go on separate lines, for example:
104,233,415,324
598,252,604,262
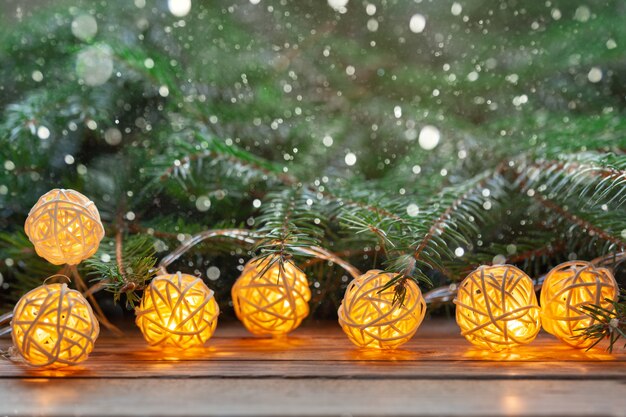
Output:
1,319,625,416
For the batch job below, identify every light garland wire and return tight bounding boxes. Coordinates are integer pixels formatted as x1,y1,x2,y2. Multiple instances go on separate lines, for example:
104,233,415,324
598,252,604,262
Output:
158,228,361,278
158,228,363,337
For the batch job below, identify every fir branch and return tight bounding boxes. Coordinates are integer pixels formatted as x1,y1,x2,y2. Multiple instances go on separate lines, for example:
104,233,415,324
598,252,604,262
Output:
531,193,626,252
85,235,158,308
254,187,325,261
157,134,295,185
580,290,626,353
517,153,626,209
388,170,506,291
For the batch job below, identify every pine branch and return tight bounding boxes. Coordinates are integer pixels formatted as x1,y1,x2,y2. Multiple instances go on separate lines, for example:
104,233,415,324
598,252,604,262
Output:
155,132,294,185
254,186,325,261
516,153,626,209
85,235,158,308
532,193,626,252
0,231,58,310
580,290,626,353
388,171,506,290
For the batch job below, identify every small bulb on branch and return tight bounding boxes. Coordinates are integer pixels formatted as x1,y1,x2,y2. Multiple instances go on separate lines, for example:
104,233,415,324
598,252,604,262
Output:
135,273,219,348
541,260,618,348
24,189,104,265
232,255,311,336
455,264,540,351
11,281,100,367
338,270,426,349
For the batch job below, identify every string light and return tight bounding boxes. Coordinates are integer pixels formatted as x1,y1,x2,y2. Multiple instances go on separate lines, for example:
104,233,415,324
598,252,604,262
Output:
24,189,104,265
232,255,311,336
135,273,219,348
11,281,99,367
338,270,426,349
541,261,618,348
455,265,541,351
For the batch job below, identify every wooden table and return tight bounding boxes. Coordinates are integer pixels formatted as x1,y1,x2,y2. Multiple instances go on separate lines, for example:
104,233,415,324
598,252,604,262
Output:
1,320,625,416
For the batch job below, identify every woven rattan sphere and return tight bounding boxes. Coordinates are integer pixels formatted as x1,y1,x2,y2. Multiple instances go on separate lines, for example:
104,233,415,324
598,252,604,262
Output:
454,265,541,351
11,282,100,367
232,255,311,336
541,261,618,348
135,273,219,348
24,189,104,265
338,270,427,349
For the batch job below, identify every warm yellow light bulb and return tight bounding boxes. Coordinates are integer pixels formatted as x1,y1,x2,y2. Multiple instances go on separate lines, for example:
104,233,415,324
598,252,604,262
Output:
232,255,311,336
11,283,100,367
455,264,541,352
541,261,618,348
338,270,427,349
24,189,104,265
135,273,219,348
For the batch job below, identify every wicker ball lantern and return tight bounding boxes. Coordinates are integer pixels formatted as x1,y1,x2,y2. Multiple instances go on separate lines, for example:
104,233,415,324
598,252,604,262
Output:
11,282,100,367
541,261,618,348
232,255,311,336
24,189,104,265
135,273,219,348
338,270,427,350
454,265,541,352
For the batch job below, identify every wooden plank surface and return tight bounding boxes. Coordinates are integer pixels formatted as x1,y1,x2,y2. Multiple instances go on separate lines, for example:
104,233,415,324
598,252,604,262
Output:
1,319,625,416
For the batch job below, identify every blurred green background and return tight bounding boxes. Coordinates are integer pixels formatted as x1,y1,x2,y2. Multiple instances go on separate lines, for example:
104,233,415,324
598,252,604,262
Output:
1,0,625,320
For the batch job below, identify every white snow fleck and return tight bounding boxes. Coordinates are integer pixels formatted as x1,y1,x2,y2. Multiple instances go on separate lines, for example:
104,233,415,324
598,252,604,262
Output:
492,254,506,265
418,125,440,150
574,6,591,22
72,14,98,41
168,0,191,17
76,44,113,86
104,128,122,146
32,71,43,82
451,2,462,16
367,19,379,32
587,67,602,83
328,0,348,12
409,14,426,33
207,266,221,280
37,126,50,140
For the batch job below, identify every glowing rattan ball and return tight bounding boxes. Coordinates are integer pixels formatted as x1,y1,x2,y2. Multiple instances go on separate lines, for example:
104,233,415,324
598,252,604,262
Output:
454,265,541,352
541,261,618,348
232,255,311,336
11,282,100,367
338,270,427,350
24,189,104,265
135,273,219,348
